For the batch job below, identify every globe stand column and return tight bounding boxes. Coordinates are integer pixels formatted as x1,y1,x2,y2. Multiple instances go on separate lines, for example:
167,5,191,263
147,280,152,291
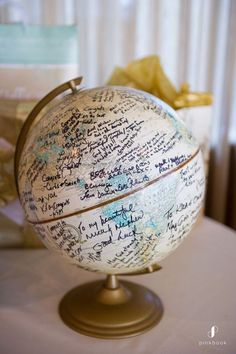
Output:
59,274,164,339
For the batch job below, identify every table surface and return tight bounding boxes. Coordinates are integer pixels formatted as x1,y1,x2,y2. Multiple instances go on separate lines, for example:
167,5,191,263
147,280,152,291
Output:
0,217,236,354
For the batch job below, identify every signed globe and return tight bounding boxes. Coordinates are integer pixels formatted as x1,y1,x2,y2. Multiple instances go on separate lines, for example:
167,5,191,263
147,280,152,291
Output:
18,86,205,274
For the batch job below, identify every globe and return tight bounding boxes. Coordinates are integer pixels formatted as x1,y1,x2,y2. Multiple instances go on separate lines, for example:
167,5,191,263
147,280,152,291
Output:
17,85,205,275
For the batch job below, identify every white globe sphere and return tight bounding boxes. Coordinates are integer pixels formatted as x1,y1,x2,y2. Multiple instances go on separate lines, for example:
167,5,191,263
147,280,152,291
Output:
18,86,205,274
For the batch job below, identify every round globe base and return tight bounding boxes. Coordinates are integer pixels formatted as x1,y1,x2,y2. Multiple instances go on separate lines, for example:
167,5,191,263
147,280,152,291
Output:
59,278,163,339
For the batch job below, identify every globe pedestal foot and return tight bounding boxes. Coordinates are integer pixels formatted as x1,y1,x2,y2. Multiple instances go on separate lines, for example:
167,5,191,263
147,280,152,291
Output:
59,275,163,339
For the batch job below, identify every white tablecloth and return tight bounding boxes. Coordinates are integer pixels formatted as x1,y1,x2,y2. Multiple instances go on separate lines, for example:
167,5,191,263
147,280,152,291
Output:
0,217,236,354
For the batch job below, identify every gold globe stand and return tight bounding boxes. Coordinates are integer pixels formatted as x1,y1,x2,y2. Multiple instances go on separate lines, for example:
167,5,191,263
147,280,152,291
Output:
15,78,164,339
59,268,163,339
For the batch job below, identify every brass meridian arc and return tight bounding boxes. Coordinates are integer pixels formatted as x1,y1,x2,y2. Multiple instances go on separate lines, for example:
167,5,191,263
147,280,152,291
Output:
14,77,83,195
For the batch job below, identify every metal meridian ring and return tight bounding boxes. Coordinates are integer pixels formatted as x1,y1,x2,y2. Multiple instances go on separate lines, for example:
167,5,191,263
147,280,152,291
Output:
14,77,83,195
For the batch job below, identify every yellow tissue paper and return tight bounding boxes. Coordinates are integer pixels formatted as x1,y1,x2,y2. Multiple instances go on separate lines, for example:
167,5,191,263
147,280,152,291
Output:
107,55,213,109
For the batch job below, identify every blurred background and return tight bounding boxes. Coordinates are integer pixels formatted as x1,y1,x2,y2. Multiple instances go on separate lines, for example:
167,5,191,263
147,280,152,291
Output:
0,0,235,248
